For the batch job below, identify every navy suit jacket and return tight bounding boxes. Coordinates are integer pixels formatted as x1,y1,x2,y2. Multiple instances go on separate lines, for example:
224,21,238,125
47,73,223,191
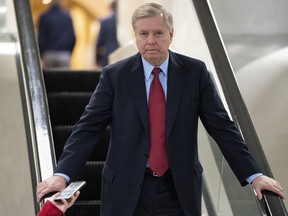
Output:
55,51,260,216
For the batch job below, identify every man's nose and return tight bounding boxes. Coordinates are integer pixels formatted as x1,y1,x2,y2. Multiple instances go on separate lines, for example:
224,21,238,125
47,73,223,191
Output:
147,33,156,43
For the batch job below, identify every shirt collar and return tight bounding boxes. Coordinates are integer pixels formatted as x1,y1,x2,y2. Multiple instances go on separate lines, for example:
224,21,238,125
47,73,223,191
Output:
142,55,169,81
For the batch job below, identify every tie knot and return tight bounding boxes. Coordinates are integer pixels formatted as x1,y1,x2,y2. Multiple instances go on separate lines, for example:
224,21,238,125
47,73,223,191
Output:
152,67,161,76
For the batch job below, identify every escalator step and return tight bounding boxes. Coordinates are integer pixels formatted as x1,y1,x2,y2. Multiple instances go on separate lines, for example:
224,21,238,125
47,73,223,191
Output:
78,161,105,201
47,92,92,125
44,70,101,93
65,200,101,216
52,125,109,161
43,69,105,215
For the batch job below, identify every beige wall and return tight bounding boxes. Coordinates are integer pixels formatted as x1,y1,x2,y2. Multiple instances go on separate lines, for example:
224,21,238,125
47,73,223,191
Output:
0,2,36,212
0,48,36,216
209,0,288,35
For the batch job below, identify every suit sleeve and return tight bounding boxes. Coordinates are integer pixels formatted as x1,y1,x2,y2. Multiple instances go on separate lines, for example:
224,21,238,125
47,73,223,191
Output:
54,69,113,181
198,63,260,185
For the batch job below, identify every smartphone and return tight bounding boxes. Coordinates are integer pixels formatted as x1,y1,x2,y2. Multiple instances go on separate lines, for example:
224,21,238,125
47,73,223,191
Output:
54,181,86,201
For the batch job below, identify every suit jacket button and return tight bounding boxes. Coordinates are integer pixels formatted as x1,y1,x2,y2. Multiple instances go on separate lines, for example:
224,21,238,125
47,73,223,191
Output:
143,154,148,159
137,184,142,189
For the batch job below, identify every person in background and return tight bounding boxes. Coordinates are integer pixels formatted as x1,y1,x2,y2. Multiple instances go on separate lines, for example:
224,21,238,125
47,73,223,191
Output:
36,2,285,216
37,0,76,69
37,191,80,216
96,0,120,67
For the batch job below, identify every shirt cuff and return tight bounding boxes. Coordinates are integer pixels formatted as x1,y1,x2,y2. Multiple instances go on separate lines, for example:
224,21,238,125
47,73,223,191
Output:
53,173,70,183
246,173,263,184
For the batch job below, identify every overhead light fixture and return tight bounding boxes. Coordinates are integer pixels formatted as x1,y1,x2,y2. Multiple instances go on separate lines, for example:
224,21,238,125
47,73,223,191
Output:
42,0,52,5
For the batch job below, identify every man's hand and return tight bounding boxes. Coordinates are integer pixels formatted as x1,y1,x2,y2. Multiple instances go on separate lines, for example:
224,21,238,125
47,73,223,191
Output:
252,175,285,200
36,175,67,202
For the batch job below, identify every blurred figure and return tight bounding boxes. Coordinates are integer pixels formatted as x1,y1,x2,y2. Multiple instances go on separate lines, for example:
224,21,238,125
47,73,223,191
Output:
96,0,120,67
37,191,80,216
38,0,76,69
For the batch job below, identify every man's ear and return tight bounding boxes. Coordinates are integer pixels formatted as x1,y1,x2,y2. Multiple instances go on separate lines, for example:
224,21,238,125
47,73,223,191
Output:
169,29,174,43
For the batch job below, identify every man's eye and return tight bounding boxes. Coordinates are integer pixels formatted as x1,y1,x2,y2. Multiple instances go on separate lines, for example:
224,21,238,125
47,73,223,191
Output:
155,32,163,37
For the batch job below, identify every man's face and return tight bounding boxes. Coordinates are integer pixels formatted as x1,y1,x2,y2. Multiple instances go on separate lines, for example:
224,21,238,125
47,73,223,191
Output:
134,15,173,66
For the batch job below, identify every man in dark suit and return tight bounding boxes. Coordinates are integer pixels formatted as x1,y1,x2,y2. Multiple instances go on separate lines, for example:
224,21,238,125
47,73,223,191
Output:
37,3,285,216
96,0,119,67
38,0,76,68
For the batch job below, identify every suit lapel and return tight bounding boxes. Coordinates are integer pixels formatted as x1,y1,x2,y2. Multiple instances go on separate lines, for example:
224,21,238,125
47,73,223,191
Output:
125,54,149,132
124,52,186,137
166,52,186,139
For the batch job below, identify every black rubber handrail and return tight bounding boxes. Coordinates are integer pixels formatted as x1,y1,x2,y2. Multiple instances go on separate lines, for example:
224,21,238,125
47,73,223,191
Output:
262,191,288,216
192,0,287,215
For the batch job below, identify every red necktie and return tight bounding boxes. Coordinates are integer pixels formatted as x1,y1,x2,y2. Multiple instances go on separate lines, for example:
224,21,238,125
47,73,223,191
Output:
148,67,169,176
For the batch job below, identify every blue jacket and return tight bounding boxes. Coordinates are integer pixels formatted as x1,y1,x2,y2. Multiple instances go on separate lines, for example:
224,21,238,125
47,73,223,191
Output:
38,5,76,56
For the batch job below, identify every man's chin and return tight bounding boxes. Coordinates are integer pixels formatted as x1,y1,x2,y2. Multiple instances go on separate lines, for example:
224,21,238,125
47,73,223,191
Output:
144,58,162,66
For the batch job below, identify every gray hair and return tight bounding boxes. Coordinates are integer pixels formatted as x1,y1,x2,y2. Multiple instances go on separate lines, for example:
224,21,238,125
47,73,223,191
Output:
132,3,173,31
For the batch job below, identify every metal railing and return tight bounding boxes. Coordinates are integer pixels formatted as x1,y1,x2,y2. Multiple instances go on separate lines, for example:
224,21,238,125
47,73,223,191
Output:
13,0,56,213
192,0,287,215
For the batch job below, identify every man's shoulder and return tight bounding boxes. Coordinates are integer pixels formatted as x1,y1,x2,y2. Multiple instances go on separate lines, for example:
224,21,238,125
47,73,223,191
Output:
169,51,205,69
106,53,140,70
171,51,204,64
40,7,71,22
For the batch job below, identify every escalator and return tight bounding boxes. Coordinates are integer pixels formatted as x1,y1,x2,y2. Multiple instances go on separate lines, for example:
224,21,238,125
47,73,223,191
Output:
43,70,109,215
2,0,286,215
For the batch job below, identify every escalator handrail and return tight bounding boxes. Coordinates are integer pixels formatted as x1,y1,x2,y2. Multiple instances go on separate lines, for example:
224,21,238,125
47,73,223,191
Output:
262,191,288,216
192,0,287,215
13,0,57,212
